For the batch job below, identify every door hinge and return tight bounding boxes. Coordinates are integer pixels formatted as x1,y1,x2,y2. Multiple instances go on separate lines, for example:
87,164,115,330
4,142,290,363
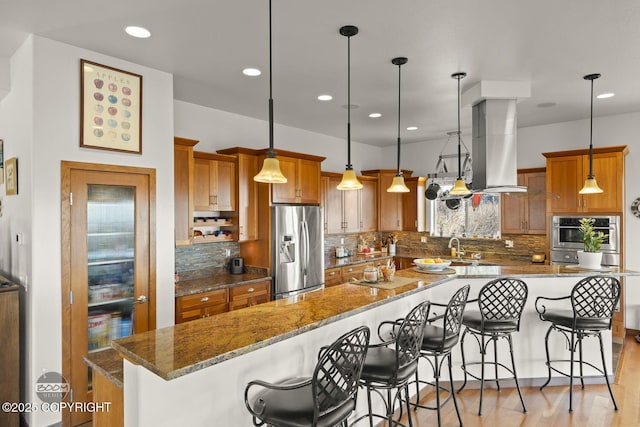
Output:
69,290,73,304
69,389,74,403
70,192,73,206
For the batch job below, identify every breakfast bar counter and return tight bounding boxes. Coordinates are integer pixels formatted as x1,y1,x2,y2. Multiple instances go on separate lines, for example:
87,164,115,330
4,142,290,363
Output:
110,264,638,426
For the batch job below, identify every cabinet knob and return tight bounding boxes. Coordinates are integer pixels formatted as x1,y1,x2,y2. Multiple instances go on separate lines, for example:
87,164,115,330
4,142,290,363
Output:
329,271,336,276
347,268,353,272
247,287,255,293
200,296,210,303
136,295,148,304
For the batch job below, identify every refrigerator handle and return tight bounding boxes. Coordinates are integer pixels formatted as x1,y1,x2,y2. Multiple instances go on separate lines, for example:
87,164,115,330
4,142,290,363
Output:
303,220,310,276
300,220,308,279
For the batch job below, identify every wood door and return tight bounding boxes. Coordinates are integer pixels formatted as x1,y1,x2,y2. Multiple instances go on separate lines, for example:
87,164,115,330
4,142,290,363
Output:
359,179,378,232
215,160,236,211
193,157,212,210
524,171,547,234
342,188,360,233
547,155,581,213
62,163,155,427
583,152,621,212
402,179,418,231
297,158,321,204
174,138,196,245
378,173,402,231
237,153,258,241
323,175,344,234
271,156,298,203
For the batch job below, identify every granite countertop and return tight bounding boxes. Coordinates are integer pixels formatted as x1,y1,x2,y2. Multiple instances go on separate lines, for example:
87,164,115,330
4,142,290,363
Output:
175,268,271,297
83,348,124,388
325,253,394,269
110,263,639,382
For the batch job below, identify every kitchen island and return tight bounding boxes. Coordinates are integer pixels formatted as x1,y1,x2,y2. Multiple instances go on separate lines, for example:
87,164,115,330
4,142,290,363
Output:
106,264,637,426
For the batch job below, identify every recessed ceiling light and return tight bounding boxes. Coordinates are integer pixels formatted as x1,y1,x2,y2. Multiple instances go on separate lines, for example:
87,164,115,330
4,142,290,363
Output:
125,26,151,39
537,102,557,108
597,92,615,99
317,94,333,101
242,68,262,77
368,113,382,118
406,126,418,131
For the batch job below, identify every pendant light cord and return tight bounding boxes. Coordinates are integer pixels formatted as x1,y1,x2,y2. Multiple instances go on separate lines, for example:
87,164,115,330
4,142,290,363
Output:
457,75,462,180
267,0,274,158
396,62,402,175
346,33,352,170
588,77,594,178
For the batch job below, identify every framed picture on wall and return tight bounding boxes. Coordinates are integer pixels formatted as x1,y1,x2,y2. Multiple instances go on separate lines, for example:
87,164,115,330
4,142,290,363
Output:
80,59,143,154
5,157,17,195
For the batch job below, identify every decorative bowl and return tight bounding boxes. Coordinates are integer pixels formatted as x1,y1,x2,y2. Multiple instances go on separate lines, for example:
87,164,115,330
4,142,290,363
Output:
413,258,452,271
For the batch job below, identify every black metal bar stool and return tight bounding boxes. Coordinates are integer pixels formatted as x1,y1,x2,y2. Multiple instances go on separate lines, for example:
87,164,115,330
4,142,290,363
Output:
244,325,370,426
457,278,528,416
410,284,470,427
353,301,430,427
535,275,621,412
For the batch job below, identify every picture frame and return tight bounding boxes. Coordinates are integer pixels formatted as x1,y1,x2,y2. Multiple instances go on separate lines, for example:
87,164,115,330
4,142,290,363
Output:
5,157,17,195
80,59,143,154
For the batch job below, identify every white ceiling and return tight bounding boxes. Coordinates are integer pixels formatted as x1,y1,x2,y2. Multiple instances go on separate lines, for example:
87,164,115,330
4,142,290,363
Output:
2,0,640,147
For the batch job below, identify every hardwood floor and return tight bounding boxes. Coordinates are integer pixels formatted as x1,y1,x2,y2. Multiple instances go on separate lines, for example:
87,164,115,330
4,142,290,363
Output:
390,334,640,427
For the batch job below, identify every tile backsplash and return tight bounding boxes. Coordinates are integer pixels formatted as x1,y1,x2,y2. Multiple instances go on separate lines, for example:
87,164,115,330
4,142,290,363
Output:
175,242,240,273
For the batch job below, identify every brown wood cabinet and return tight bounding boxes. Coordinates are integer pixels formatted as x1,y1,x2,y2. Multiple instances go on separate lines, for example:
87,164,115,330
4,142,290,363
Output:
266,151,324,204
0,284,19,427
501,169,547,234
544,146,627,214
324,267,343,287
402,177,427,232
321,173,377,234
362,169,412,231
193,151,237,211
174,137,198,246
394,257,415,271
229,280,271,310
175,288,228,323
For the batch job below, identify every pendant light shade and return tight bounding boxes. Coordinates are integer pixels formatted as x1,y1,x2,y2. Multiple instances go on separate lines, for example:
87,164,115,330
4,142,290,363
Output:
254,0,287,184
579,73,603,194
337,25,363,191
387,57,410,193
449,72,471,196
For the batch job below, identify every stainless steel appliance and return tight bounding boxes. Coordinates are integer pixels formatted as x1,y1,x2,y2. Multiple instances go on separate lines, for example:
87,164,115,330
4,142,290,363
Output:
272,205,324,299
550,215,620,266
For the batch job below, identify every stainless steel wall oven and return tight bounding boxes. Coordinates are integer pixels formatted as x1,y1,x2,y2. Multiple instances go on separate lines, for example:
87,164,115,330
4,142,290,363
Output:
550,215,620,266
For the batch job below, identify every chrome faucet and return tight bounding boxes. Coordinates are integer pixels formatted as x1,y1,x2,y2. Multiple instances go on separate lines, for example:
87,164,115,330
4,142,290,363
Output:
448,237,461,259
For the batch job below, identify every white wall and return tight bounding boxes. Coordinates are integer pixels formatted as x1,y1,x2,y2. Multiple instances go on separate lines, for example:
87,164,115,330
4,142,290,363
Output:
174,100,383,173
0,36,176,426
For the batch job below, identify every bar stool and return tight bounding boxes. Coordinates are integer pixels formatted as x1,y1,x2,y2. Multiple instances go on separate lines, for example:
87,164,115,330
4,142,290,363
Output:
411,284,470,427
535,275,621,412
457,278,528,416
244,325,370,427
354,301,430,427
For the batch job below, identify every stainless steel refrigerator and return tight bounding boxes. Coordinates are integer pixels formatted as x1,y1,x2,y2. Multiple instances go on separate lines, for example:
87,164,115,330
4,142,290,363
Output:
272,205,324,299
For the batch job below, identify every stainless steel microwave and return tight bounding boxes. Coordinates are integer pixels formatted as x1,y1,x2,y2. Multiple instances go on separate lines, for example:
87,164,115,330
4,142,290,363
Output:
550,215,620,265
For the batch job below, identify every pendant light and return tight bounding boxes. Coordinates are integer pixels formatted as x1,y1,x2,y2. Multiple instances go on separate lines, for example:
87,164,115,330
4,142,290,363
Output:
578,73,604,194
387,57,410,193
449,72,471,196
337,25,363,191
254,0,287,183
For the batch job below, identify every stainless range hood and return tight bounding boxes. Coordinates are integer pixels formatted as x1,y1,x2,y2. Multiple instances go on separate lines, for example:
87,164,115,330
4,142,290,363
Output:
463,80,531,193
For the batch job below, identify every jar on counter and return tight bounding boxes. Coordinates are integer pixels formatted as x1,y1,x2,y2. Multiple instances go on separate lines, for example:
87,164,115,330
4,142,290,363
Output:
363,267,378,283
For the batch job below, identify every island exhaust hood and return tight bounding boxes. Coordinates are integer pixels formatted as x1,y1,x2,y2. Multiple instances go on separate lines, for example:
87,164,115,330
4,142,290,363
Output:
464,80,531,193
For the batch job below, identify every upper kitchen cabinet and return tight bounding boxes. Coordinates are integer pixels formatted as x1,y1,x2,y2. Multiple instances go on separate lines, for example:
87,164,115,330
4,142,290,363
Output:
258,149,325,204
174,137,198,246
501,168,546,234
544,146,628,214
217,147,259,242
402,177,427,232
362,169,412,231
321,172,377,234
193,151,237,211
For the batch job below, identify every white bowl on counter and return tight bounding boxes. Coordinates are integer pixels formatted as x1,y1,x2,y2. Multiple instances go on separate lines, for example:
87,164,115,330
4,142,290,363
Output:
413,258,452,271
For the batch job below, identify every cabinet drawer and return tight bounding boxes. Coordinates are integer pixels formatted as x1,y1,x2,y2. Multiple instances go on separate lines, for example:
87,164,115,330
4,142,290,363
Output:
341,263,370,282
229,294,271,311
324,267,342,287
176,302,229,323
229,281,271,301
177,288,228,312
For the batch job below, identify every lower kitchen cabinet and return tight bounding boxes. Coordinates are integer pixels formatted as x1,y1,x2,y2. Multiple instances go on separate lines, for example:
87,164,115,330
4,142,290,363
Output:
175,289,228,323
229,280,271,310
324,267,343,287
394,257,415,270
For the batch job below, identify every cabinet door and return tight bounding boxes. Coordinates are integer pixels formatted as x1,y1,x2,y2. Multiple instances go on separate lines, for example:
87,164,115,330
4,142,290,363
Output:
229,281,271,310
271,156,298,203
215,160,236,211
378,174,402,231
359,179,378,232
402,180,418,231
501,173,526,233
343,188,360,233
547,155,581,213
324,267,343,287
174,144,193,245
583,152,621,212
341,263,370,282
238,154,258,241
193,157,213,210
298,158,321,204
524,172,547,234
323,176,344,234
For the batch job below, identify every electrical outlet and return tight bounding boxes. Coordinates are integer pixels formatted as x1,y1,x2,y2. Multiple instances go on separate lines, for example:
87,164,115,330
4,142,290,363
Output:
420,236,428,243
225,248,231,257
